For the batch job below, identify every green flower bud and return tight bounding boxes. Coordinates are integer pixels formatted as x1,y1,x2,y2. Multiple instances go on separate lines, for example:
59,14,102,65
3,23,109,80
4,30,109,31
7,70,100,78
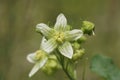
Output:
41,55,60,75
72,49,85,61
48,54,57,60
77,36,87,44
72,42,81,50
81,21,95,35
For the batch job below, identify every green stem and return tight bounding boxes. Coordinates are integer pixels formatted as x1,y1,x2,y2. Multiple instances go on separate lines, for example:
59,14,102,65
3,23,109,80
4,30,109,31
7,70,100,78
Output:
55,50,77,80
62,67,76,80
82,58,87,80
61,59,76,80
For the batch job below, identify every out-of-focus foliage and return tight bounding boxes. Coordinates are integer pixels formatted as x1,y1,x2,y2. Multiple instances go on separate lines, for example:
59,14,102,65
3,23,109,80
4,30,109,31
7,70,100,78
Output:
0,0,120,80
90,54,120,80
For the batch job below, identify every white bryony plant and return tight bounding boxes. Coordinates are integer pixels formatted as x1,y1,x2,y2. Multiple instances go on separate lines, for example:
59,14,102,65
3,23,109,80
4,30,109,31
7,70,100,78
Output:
27,13,95,80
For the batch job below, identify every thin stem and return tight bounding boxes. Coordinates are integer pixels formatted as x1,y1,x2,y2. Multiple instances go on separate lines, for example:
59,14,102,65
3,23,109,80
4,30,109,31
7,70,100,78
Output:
82,58,88,80
54,50,76,80
61,58,77,80
62,67,76,80
58,56,74,80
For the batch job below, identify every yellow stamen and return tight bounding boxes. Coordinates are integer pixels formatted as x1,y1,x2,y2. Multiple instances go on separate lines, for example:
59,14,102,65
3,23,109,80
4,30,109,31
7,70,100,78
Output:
54,32,64,43
35,50,46,61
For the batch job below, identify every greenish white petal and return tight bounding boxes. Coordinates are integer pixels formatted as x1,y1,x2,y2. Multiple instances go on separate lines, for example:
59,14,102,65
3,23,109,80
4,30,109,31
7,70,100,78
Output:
27,53,36,63
40,37,47,48
54,13,67,31
36,23,54,38
65,29,83,41
29,58,48,77
41,38,57,53
58,42,73,59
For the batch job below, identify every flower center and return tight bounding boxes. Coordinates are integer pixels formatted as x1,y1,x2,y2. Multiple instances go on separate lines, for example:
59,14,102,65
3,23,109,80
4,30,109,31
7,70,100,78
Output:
54,32,64,43
35,50,46,61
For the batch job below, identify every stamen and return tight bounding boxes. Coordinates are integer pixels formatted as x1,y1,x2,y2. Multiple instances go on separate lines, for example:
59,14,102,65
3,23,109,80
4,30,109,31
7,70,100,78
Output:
35,50,46,61
54,32,64,43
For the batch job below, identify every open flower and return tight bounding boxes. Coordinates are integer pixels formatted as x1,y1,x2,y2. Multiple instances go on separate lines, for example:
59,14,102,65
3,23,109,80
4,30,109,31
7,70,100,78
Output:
36,13,83,59
27,37,50,77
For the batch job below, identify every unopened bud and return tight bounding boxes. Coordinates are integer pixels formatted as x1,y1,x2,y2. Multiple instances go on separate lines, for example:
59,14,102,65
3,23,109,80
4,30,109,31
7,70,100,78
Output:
72,49,85,61
72,42,81,50
41,55,60,75
77,36,87,44
81,21,95,35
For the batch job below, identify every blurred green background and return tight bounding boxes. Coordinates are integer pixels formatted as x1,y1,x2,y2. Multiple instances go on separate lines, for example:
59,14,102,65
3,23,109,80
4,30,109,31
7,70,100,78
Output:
0,0,120,80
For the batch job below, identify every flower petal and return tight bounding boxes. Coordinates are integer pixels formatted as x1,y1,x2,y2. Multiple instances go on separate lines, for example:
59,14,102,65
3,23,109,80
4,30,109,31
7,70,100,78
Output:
54,13,68,31
27,53,36,63
41,38,57,53
40,37,47,48
58,42,73,59
36,23,54,39
29,58,48,77
65,29,83,41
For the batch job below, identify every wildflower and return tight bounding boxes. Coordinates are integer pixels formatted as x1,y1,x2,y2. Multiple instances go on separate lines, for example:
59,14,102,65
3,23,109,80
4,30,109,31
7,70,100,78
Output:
27,37,50,77
36,13,83,59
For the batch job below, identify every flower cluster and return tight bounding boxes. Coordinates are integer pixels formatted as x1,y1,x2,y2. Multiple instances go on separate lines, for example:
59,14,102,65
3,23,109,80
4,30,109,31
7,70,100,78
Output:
27,13,95,79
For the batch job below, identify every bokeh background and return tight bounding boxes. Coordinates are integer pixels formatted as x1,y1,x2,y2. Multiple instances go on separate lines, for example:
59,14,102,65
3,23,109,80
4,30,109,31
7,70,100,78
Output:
0,0,120,80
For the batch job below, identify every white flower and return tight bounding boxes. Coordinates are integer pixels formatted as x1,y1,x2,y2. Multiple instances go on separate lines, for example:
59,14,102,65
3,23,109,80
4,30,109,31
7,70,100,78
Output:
36,13,83,59
27,37,50,77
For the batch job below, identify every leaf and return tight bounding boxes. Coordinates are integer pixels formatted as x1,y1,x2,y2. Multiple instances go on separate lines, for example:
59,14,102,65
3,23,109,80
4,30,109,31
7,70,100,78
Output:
90,54,120,80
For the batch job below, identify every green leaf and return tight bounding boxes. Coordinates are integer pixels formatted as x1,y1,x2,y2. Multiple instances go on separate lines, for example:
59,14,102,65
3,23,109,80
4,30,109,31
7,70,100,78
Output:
90,54,120,80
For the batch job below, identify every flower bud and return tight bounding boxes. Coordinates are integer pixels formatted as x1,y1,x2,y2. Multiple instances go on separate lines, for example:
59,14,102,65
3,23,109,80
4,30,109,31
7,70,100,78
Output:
72,49,85,61
77,36,87,44
41,55,60,75
81,21,95,35
72,42,81,50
